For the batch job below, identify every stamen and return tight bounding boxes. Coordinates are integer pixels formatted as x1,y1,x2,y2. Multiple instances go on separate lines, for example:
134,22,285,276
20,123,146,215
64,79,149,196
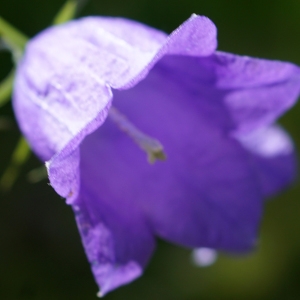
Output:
108,106,167,164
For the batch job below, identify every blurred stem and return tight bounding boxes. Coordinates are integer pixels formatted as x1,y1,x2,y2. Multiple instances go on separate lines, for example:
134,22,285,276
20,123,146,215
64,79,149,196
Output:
0,69,15,108
0,17,27,49
53,0,78,25
0,17,28,62
0,20,30,191
27,165,47,183
0,137,31,191
53,0,90,25
0,116,15,131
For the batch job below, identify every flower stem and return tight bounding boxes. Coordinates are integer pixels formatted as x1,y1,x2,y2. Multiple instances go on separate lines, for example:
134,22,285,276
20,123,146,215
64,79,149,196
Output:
53,0,78,25
53,0,91,25
0,69,15,108
0,17,27,52
0,137,31,191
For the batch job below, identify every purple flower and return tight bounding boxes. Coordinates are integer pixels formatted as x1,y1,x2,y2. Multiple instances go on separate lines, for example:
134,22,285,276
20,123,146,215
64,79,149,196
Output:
12,15,300,295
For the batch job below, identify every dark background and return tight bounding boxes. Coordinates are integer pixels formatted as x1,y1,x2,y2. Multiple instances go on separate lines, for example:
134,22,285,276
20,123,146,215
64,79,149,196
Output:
1,0,300,299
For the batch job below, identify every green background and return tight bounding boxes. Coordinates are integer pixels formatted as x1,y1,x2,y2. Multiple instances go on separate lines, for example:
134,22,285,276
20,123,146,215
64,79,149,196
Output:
1,0,300,299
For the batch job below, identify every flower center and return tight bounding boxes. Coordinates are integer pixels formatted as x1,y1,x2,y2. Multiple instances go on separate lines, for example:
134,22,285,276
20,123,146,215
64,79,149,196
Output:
108,106,167,164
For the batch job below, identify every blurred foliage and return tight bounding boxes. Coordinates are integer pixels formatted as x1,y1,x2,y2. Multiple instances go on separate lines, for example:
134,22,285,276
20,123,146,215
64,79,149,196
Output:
1,0,300,299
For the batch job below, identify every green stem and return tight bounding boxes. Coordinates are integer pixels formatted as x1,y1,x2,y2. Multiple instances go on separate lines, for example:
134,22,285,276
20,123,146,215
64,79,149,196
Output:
0,137,31,191
0,69,15,108
0,17,28,51
53,0,78,25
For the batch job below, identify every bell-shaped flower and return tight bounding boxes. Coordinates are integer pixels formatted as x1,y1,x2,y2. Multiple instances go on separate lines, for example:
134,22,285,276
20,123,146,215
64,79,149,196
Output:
12,15,300,295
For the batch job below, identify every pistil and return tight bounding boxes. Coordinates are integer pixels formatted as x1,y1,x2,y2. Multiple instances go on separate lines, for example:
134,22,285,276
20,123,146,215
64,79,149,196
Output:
108,106,167,164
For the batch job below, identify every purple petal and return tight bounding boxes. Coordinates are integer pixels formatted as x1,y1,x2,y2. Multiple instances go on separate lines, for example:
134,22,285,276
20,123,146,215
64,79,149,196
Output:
12,15,300,294
82,57,262,251
212,52,300,134
13,15,218,293
73,187,155,296
235,125,296,196
14,15,217,199
82,53,298,252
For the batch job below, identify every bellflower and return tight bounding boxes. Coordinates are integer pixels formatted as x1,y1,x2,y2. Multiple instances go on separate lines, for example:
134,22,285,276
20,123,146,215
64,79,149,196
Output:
12,15,300,295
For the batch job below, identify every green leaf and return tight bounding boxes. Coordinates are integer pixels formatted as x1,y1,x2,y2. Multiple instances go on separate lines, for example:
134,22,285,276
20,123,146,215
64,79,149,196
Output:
0,136,31,191
53,0,78,25
0,69,14,108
